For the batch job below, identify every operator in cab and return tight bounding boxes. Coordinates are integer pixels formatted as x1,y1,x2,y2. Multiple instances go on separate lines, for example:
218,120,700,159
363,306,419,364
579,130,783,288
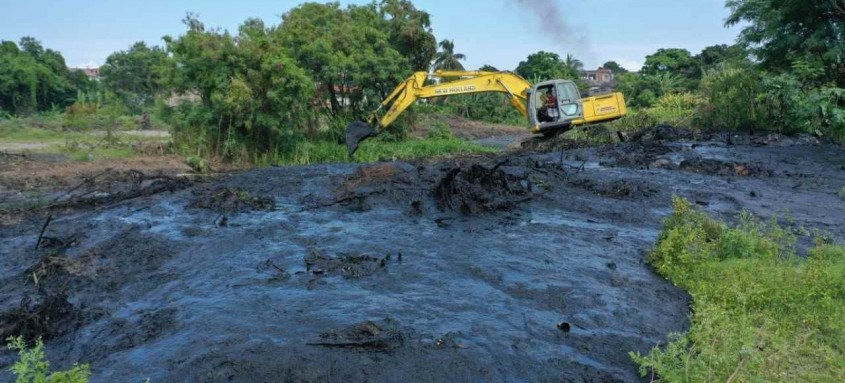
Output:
538,88,558,122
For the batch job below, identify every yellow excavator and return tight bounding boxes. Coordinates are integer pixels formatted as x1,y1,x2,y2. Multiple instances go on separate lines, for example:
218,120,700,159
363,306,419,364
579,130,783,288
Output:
345,70,627,155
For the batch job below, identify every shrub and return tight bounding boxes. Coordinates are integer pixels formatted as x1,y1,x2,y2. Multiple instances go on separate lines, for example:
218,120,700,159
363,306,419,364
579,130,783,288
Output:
698,63,760,130
6,336,90,383
646,92,704,128
633,197,845,382
426,120,453,139
609,93,703,131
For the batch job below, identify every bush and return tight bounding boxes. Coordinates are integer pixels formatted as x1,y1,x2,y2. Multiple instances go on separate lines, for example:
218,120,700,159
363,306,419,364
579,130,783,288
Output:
646,92,704,128
445,93,524,125
63,98,132,132
632,197,845,382
697,65,845,141
609,93,703,131
426,121,453,139
6,336,90,383
161,22,315,163
698,64,761,130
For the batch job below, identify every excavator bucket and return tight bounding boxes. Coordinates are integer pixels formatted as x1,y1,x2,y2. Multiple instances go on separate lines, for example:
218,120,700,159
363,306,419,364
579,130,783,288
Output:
344,121,376,157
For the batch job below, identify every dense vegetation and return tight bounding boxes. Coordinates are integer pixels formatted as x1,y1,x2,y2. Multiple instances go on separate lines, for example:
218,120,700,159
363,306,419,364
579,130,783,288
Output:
632,198,845,382
0,38,94,116
614,0,845,141
1,0,844,155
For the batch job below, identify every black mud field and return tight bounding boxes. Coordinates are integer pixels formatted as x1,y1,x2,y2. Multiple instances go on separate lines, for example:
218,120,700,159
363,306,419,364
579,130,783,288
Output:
1,128,844,382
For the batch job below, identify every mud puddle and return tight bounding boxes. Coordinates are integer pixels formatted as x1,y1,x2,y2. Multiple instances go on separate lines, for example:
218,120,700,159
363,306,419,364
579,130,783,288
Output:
0,129,844,382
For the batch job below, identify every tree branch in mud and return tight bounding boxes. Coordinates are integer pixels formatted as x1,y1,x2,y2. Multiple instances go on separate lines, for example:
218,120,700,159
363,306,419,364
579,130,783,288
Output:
34,215,52,250
52,168,113,203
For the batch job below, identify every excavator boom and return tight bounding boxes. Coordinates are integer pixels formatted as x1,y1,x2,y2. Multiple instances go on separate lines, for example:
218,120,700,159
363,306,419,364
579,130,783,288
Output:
346,70,532,156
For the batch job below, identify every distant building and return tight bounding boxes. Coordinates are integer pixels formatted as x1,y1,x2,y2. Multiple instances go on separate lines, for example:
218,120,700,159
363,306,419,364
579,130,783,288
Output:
583,67,615,95
72,67,101,80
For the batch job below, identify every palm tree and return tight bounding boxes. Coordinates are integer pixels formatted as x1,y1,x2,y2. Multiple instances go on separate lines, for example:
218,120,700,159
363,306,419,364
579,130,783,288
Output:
564,54,584,75
432,40,466,71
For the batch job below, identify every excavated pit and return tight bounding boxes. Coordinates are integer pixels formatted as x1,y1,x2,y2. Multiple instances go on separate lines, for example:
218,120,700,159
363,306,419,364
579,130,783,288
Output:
0,128,843,382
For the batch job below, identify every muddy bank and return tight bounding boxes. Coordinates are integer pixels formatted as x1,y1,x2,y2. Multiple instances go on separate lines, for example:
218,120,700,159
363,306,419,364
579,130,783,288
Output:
0,130,843,382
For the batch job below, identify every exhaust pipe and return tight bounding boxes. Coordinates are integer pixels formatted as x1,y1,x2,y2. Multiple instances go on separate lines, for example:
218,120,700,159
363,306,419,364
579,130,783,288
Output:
344,121,377,157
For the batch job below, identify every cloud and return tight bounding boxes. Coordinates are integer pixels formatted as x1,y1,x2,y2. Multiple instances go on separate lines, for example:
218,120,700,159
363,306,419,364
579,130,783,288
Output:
616,59,643,72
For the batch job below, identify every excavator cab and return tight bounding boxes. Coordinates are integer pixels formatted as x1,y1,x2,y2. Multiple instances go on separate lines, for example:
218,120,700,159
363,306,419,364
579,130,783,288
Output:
527,80,583,135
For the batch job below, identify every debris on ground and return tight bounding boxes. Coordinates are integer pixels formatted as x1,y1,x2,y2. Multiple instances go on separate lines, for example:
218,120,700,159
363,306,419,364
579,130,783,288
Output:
334,163,413,206
625,125,696,143
599,141,674,169
304,248,390,278
432,163,530,214
679,158,773,177
567,178,657,200
53,174,192,210
0,292,78,342
189,187,275,213
309,320,405,350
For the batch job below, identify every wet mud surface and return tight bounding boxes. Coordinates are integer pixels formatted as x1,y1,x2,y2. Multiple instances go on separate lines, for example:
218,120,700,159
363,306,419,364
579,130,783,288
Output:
1,129,844,382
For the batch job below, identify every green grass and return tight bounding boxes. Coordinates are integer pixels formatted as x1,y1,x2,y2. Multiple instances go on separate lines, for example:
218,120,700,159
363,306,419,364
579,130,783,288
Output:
269,137,497,165
631,197,845,382
0,127,168,144
66,147,135,162
0,126,93,143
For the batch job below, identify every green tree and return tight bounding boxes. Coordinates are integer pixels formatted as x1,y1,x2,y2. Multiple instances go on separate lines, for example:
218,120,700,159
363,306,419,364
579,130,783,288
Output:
515,51,572,81
377,0,437,72
274,2,409,116
100,41,169,111
564,53,584,74
602,61,629,73
642,48,696,77
695,44,747,68
726,0,845,86
432,39,466,71
0,37,78,115
163,13,315,160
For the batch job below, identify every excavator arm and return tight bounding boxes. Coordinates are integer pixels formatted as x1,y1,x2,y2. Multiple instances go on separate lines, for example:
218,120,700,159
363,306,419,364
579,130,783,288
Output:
373,70,532,127
345,70,534,155
345,70,627,156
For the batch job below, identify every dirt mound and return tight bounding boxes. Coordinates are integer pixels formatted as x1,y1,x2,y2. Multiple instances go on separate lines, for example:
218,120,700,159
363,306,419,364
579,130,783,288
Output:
337,163,410,196
190,187,275,213
625,125,695,143
53,173,192,210
0,292,78,342
568,178,657,200
520,136,591,153
725,132,823,147
520,125,617,153
25,252,101,292
304,248,392,278
679,158,773,177
433,164,530,214
309,320,405,351
331,163,417,212
599,141,675,169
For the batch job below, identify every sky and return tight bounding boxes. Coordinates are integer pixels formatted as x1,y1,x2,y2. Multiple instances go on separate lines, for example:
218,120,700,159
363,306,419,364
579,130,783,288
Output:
0,0,743,71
